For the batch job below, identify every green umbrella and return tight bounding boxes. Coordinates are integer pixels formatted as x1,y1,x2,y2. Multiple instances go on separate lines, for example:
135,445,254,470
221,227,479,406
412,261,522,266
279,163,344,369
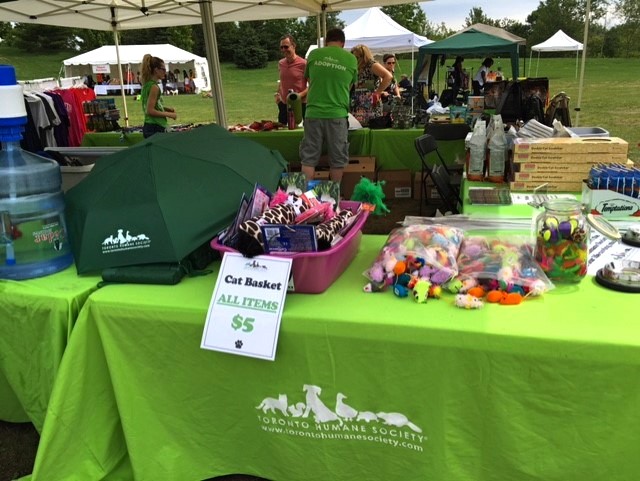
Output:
65,124,287,274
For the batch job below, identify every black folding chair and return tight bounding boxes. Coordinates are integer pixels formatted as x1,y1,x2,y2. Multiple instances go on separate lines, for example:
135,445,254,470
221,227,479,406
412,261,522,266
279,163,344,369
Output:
423,122,470,177
414,134,462,216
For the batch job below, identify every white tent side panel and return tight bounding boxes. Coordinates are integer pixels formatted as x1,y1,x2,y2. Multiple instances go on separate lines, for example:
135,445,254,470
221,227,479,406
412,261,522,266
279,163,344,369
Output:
63,44,210,90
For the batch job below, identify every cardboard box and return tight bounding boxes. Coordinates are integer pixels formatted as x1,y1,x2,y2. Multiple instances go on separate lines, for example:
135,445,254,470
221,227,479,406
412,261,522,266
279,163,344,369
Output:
313,171,375,200
377,170,413,199
581,183,640,217
413,173,443,202
513,152,628,163
513,137,628,156
513,171,588,183
319,155,376,173
510,181,585,192
467,96,485,113
61,164,94,191
314,156,376,199
514,161,624,173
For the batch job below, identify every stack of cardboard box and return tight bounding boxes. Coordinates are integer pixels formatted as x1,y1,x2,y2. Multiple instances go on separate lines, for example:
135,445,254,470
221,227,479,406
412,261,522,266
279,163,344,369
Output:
510,137,629,191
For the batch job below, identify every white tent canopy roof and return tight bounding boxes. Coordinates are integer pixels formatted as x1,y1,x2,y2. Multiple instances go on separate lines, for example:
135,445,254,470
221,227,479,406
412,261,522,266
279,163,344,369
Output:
532,30,583,52
529,30,583,79
0,0,432,30
63,44,206,66
343,7,433,53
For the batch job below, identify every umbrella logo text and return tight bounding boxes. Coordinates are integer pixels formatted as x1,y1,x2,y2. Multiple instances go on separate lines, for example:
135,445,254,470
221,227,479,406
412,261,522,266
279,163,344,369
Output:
101,228,151,255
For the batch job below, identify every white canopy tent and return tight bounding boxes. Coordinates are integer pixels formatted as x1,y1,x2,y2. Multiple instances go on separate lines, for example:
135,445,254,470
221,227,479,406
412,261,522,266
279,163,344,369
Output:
63,44,210,92
0,0,433,127
530,30,583,79
307,7,432,56
343,7,432,53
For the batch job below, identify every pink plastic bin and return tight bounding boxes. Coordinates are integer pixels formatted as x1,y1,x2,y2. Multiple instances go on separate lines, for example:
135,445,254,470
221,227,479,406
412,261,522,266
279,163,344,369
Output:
210,201,368,294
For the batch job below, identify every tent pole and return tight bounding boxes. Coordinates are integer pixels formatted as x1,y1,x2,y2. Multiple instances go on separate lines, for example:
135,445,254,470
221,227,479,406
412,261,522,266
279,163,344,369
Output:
575,50,579,79
111,23,129,128
200,0,227,127
536,52,540,77
411,47,414,115
575,0,591,126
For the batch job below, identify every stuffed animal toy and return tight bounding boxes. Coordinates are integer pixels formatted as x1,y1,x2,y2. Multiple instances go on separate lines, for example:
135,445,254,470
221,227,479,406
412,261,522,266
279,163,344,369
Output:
237,201,307,257
454,294,484,309
351,177,389,215
316,209,354,250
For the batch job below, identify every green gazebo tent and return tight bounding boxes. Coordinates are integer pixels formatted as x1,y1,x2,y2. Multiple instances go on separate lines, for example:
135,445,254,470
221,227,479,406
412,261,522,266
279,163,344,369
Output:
414,24,526,94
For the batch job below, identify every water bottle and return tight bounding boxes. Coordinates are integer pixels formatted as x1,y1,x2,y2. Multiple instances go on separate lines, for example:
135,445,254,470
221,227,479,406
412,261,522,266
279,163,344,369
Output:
0,64,73,280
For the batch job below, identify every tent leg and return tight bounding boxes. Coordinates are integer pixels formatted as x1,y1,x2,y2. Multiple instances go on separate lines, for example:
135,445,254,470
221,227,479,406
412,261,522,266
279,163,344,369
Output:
200,0,227,128
575,0,591,126
112,27,129,128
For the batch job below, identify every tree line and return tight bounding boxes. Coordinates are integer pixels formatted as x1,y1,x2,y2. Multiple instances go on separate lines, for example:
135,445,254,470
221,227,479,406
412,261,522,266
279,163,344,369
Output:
0,0,637,67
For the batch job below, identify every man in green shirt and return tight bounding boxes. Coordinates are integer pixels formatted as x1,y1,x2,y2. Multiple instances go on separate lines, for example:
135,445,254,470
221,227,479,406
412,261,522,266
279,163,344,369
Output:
300,28,358,184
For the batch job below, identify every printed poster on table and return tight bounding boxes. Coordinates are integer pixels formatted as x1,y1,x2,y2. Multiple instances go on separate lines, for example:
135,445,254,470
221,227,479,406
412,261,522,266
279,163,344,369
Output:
201,252,292,361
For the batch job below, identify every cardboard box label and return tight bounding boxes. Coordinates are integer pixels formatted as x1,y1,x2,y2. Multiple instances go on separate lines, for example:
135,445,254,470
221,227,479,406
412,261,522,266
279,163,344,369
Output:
513,171,588,182
510,181,584,192
394,186,413,198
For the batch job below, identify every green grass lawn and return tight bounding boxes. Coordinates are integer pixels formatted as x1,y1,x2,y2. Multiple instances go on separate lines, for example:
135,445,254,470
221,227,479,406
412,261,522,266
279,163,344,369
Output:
1,47,638,162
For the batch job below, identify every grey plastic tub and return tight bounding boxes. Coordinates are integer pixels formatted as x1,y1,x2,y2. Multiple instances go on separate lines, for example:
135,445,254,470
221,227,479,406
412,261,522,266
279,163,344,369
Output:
568,127,609,137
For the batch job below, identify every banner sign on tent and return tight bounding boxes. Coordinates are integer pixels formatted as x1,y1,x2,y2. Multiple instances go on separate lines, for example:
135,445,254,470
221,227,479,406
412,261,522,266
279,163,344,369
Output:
92,64,111,74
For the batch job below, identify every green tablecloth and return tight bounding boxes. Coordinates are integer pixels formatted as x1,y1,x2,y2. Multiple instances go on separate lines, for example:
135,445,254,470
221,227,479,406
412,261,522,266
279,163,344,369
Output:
24,235,640,481
81,128,465,173
369,128,466,172
233,129,370,167
0,267,99,432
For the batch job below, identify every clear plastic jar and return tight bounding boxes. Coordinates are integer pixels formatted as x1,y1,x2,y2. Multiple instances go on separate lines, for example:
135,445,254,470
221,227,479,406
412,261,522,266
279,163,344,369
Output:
534,199,588,283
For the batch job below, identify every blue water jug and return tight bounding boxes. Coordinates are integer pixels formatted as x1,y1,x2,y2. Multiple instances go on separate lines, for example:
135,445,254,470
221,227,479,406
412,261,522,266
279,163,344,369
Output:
0,64,73,280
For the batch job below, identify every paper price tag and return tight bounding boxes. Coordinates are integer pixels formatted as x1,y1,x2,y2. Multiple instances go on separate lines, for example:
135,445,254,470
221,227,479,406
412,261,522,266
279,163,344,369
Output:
201,252,292,361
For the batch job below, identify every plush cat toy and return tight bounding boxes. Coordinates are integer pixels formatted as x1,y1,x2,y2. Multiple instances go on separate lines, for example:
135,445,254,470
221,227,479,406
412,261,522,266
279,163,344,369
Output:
316,209,355,250
236,197,355,257
237,199,308,257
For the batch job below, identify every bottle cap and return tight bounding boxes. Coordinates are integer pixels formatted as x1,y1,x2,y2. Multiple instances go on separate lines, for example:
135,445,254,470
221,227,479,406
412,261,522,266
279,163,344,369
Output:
0,64,28,142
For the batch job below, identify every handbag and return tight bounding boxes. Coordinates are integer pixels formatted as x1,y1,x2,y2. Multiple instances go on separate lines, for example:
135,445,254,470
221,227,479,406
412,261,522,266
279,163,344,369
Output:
368,114,392,130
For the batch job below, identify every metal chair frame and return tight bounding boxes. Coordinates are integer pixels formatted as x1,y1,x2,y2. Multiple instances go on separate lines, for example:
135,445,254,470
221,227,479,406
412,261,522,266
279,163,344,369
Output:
414,133,462,216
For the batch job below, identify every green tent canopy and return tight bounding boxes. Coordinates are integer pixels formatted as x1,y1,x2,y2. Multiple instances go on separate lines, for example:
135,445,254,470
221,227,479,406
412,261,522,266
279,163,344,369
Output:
414,25,526,93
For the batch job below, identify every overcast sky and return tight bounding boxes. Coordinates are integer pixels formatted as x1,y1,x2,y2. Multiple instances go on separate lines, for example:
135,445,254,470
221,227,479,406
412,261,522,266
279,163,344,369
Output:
340,1,543,32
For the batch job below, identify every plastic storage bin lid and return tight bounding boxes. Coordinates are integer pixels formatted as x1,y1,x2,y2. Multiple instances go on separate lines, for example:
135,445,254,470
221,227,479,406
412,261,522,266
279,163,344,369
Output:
567,127,609,138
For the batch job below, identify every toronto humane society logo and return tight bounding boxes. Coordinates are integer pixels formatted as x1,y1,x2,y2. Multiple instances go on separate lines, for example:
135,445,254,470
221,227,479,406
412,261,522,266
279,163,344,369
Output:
255,384,426,452
101,228,151,254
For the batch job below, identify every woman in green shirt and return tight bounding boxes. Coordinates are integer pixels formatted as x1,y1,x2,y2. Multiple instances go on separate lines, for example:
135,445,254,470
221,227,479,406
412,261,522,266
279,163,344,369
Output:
140,54,177,138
